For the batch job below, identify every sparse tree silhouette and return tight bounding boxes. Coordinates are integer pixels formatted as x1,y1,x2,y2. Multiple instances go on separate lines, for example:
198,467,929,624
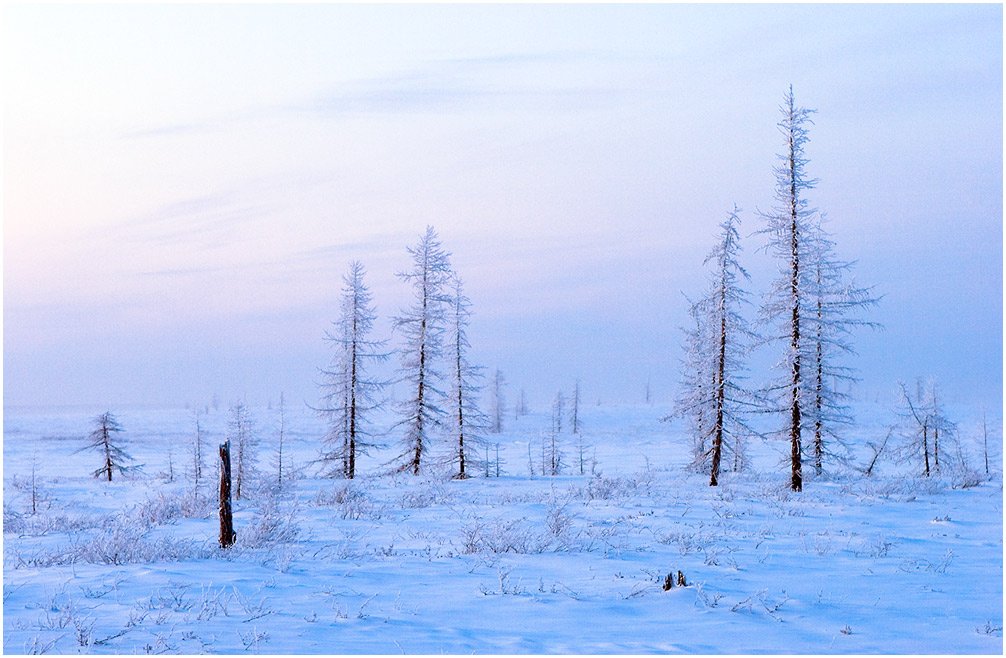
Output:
574,427,592,475
897,379,956,477
544,429,563,476
489,368,506,433
516,388,529,418
29,442,40,515
319,261,388,479
570,379,582,435
80,412,135,482
448,273,489,479
227,402,257,499
982,412,990,476
803,217,879,475
191,410,206,494
551,391,564,435
393,226,452,475
273,392,287,487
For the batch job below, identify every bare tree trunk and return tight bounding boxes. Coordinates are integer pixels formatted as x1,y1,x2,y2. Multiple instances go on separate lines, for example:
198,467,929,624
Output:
922,421,931,477
349,320,358,479
277,393,286,486
218,441,236,549
710,284,727,487
863,429,891,477
933,425,940,472
456,360,467,480
788,126,804,493
411,287,428,476
29,450,38,519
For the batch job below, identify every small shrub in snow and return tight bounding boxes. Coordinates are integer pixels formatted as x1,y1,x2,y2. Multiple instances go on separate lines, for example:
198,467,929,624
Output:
582,473,647,501
239,495,302,549
133,491,213,527
400,480,454,509
976,620,1003,636
314,483,375,520
459,516,550,555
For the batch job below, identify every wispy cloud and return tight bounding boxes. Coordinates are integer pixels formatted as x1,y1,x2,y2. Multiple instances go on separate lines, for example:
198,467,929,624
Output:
101,190,275,249
305,51,632,117
121,50,633,138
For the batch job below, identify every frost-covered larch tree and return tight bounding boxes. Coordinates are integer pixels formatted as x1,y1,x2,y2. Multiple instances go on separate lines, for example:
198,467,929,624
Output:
897,379,955,477
551,391,564,435
703,208,758,485
759,85,819,492
448,273,488,479
393,226,453,475
319,261,388,479
803,218,879,475
81,411,135,481
227,402,257,500
675,209,758,485
190,410,206,494
673,295,715,468
273,392,287,487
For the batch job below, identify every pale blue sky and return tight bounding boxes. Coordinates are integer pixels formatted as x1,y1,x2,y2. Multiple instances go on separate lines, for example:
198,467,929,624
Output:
3,3,1002,410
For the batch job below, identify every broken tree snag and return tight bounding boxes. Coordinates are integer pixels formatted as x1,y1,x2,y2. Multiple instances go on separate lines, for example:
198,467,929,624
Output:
663,573,674,591
218,441,236,548
677,570,687,587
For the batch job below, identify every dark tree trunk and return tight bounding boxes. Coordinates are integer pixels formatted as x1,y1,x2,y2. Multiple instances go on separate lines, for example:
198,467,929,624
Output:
349,317,358,479
788,119,803,493
922,421,931,477
933,425,940,472
710,280,727,487
219,441,236,548
103,427,113,482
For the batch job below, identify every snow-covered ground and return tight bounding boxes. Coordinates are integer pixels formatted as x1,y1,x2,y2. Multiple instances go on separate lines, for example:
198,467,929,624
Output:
3,401,1002,654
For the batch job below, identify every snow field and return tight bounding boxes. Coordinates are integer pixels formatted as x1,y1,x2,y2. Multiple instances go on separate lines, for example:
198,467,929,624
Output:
3,402,1002,653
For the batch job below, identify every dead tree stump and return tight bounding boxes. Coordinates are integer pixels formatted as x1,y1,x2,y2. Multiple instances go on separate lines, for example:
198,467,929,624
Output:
219,441,236,548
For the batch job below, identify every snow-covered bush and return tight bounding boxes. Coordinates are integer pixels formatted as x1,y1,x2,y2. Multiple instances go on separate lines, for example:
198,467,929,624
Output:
314,482,377,520
459,516,550,555
239,494,302,549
